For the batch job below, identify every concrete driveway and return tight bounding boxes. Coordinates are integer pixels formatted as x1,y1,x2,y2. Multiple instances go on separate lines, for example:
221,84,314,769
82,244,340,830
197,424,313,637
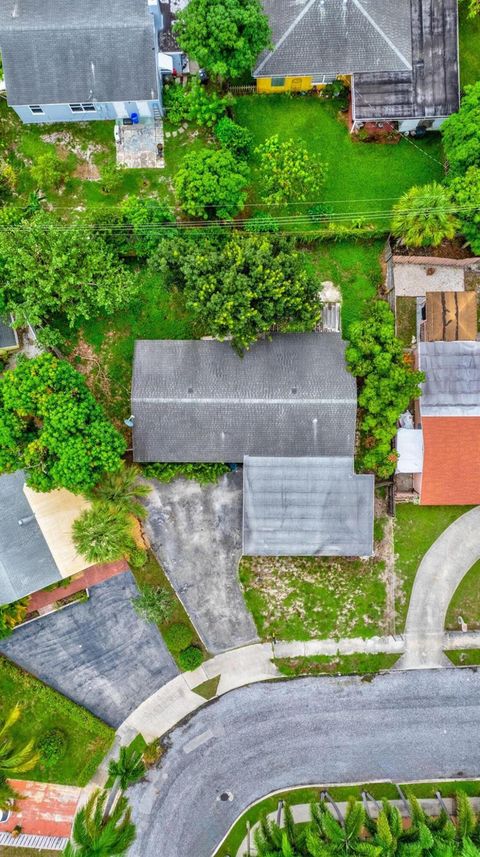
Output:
0,571,178,727
129,669,480,857
144,473,258,653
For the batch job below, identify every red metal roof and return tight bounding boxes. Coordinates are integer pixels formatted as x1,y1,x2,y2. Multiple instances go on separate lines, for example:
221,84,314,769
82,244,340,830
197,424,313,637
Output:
421,417,480,505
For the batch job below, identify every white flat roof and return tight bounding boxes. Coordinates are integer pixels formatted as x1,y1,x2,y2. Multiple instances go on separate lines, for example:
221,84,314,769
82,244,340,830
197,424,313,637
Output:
396,428,423,473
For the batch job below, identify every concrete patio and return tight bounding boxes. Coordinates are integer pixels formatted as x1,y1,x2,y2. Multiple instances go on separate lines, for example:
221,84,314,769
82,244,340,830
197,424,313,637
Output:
115,118,165,169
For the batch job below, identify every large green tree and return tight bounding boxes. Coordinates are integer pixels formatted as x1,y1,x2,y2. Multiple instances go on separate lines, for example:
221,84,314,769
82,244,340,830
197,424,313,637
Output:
174,0,271,80
450,167,480,254
174,148,249,219
151,232,320,351
0,354,125,493
441,82,480,175
391,182,458,247
346,301,424,478
256,135,327,205
0,214,137,329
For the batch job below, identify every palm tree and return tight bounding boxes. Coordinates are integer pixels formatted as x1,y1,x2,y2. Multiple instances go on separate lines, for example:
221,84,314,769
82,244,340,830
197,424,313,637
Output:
89,464,151,519
108,746,146,793
63,788,136,857
309,798,378,857
72,503,135,565
391,182,458,248
0,774,23,812
254,802,306,856
0,705,39,774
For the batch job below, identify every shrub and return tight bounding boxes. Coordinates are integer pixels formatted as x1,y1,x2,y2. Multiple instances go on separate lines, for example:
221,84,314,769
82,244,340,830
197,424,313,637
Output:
132,586,175,625
245,212,280,233
163,83,190,125
163,623,193,652
175,148,249,219
441,82,480,174
0,161,16,198
0,599,29,640
128,547,148,570
391,182,458,247
142,739,164,767
120,197,174,257
178,645,204,671
143,462,229,484
255,135,327,204
72,503,134,564
38,729,67,767
308,203,333,224
214,117,253,156
185,78,232,128
450,166,480,254
30,152,63,190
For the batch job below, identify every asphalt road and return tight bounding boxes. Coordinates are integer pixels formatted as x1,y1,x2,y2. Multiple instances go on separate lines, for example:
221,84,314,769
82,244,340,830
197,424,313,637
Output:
129,670,480,857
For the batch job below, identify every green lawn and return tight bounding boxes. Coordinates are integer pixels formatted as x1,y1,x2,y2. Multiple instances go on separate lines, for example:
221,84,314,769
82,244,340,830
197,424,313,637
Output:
445,561,480,630
394,504,473,630
306,240,383,333
459,3,480,89
0,657,113,786
234,95,444,225
446,650,480,666
240,554,388,641
274,653,400,677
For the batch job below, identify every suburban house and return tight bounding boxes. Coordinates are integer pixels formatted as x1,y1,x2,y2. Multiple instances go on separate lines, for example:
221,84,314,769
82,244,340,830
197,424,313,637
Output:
0,470,90,606
132,334,374,556
0,0,173,124
254,0,459,134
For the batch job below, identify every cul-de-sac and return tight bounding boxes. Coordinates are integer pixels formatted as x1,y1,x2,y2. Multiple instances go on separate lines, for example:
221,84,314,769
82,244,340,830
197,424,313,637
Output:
0,1,479,855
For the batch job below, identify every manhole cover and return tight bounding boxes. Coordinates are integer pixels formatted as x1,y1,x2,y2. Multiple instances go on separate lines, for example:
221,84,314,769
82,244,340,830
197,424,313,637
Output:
218,791,234,802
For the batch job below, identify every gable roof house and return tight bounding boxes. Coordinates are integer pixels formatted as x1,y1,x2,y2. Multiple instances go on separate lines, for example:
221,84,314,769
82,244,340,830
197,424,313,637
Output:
254,0,459,133
132,334,374,557
0,0,165,124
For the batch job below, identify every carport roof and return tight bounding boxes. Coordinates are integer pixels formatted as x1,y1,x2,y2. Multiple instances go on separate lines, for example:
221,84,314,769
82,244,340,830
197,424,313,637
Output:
243,456,374,556
132,334,357,462
0,471,61,605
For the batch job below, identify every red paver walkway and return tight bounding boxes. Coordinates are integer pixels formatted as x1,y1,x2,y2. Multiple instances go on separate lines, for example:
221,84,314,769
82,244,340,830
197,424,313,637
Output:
27,560,129,613
1,780,81,837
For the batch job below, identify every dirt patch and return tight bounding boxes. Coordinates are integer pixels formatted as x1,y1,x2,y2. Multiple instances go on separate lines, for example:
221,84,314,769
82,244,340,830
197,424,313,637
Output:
41,131,104,180
73,160,101,180
393,238,474,260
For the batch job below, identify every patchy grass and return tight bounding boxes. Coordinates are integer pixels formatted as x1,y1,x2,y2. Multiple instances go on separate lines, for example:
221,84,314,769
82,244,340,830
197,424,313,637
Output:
234,95,444,226
240,554,388,641
214,779,480,857
445,561,480,630
396,296,417,347
306,240,383,334
0,850,59,857
131,551,208,667
459,3,480,89
445,650,480,666
192,675,220,700
394,504,474,630
0,656,113,786
274,653,400,677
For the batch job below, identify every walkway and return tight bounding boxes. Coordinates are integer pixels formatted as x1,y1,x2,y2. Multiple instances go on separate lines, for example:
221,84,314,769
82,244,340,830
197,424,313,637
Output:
127,670,480,857
0,779,80,848
398,506,480,669
27,559,128,613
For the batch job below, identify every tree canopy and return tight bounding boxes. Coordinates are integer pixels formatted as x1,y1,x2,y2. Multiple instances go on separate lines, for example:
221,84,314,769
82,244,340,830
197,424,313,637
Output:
255,135,327,205
391,182,458,247
441,82,480,175
174,0,271,80
0,214,137,330
450,167,480,254
0,354,125,493
151,232,321,351
174,148,249,219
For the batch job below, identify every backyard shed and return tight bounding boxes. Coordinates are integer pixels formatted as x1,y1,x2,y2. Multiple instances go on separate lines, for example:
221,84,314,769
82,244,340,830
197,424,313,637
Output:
132,334,357,462
243,456,374,557
424,292,477,342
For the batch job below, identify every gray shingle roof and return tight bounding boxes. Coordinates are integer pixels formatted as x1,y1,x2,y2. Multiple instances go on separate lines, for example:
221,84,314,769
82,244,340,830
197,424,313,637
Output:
353,0,459,120
243,456,374,556
0,0,158,105
419,341,480,417
254,0,412,78
0,471,61,605
132,334,357,462
0,317,17,349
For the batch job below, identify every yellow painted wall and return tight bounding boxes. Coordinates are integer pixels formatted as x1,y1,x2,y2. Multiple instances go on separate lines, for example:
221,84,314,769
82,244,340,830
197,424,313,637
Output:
256,76,313,93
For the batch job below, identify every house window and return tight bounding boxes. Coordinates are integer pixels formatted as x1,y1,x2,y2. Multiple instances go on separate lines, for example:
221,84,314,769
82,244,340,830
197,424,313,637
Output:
29,105,44,114
270,77,285,88
69,103,96,113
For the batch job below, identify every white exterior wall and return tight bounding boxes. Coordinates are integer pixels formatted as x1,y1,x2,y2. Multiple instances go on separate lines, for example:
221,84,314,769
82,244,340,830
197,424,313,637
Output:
13,99,159,124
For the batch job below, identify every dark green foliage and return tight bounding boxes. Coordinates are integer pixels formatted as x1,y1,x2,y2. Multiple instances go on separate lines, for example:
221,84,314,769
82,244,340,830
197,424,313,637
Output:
214,117,253,156
142,462,229,484
164,79,232,127
0,772,23,812
450,167,480,253
0,599,29,641
132,585,175,625
108,745,146,791
0,354,125,493
346,301,424,478
175,147,249,219
163,623,193,653
38,729,67,767
72,503,134,565
245,211,280,233
89,463,151,519
0,214,138,330
178,645,204,671
391,183,458,247
174,0,271,80
441,82,480,175
64,788,136,857
151,232,320,351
